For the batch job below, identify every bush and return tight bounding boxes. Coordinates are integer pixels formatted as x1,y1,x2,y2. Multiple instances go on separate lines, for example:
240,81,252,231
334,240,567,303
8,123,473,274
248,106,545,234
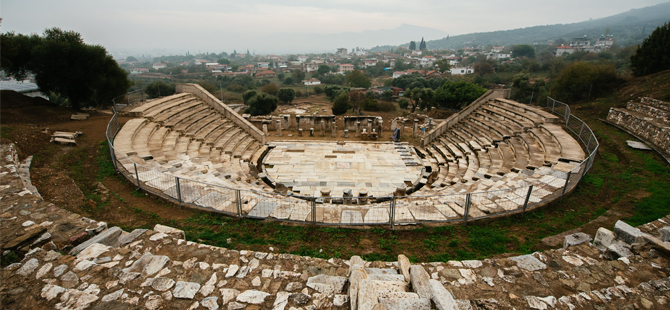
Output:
145,81,175,99
277,88,296,104
362,98,380,111
380,89,393,101
261,83,279,95
550,62,620,102
282,77,293,85
246,92,278,116
295,90,304,98
313,86,324,95
332,93,349,115
398,98,409,109
227,83,246,93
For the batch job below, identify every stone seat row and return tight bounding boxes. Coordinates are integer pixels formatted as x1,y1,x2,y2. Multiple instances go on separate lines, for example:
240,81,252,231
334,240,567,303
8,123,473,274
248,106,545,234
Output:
607,97,670,158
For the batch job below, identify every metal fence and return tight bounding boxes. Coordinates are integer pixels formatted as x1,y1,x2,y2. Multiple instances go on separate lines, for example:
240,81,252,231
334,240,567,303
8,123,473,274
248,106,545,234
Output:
105,96,598,228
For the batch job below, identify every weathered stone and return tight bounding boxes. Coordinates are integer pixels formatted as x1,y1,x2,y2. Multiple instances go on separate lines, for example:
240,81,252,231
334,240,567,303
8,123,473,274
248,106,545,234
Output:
77,243,111,262
173,281,201,299
593,227,617,251
397,255,410,282
201,296,219,310
53,264,68,277
659,226,670,242
69,226,123,255
509,255,546,271
285,282,302,291
440,269,462,281
3,227,46,249
146,295,163,310
220,288,240,305
236,289,270,304
409,265,431,298
357,279,379,310
152,277,176,291
73,260,96,271
291,293,310,305
142,255,170,277
36,262,52,279
227,302,245,310
614,220,643,245
306,274,347,295
118,229,147,245
57,289,98,309
379,297,431,310
563,232,592,249
349,265,368,310
16,258,38,276
41,284,66,301
154,224,185,239
273,291,290,310
349,255,366,275
605,244,634,259
526,296,548,310
429,279,458,310
334,294,349,307
225,265,239,278
61,271,79,289
101,288,124,302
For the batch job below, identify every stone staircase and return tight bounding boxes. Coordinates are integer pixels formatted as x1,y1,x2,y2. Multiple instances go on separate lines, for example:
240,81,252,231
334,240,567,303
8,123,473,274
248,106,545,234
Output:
607,97,670,160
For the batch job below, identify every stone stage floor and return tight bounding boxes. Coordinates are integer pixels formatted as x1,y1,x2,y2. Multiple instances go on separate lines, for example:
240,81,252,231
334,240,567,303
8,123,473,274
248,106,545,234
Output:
262,141,424,198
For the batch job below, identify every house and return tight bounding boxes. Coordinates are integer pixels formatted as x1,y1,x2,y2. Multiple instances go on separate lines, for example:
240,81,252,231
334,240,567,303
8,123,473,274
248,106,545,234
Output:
406,69,426,76
336,48,348,57
304,64,318,74
354,50,368,56
554,45,575,57
255,70,276,78
339,64,354,73
425,70,443,78
595,35,614,48
412,50,422,55
570,36,591,49
486,53,511,60
393,71,407,78
491,46,504,53
152,63,167,70
205,62,219,68
446,56,460,66
297,55,309,62
364,60,377,67
257,62,270,69
450,67,474,75
130,68,149,75
302,78,321,86
245,64,255,71
420,56,436,67
267,55,280,60
194,59,207,65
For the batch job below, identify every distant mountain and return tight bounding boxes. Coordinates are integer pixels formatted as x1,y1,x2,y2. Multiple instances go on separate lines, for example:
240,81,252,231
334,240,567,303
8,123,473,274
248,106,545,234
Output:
372,2,670,52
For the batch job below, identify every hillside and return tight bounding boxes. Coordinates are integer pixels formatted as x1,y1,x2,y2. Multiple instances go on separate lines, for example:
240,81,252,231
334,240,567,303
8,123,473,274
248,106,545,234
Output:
371,2,670,51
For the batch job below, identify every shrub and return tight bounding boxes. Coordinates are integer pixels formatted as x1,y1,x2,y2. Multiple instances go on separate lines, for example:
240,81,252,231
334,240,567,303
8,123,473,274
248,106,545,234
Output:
145,81,175,99
550,62,620,102
260,83,279,95
277,88,296,104
246,92,278,116
282,77,293,85
332,93,349,115
313,86,324,95
398,98,409,109
380,89,393,101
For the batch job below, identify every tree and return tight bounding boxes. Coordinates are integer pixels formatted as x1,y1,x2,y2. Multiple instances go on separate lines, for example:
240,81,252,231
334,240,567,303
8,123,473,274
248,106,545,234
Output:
198,82,217,95
145,81,175,98
260,83,279,95
398,98,409,109
231,65,239,72
474,60,495,76
217,58,230,65
392,74,428,90
381,89,394,101
433,81,487,110
1,28,131,109
511,45,535,58
348,90,366,110
631,23,670,76
435,59,451,73
291,69,305,83
345,70,372,88
277,88,296,104
243,90,258,103
418,88,434,111
317,64,331,76
409,41,417,50
332,93,349,115
550,62,620,102
419,37,427,50
282,77,293,85
126,56,138,62
277,72,285,81
245,92,278,116
313,85,324,95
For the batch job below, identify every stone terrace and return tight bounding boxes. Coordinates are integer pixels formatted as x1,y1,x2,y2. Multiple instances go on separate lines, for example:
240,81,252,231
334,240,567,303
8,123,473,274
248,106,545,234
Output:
3,142,670,309
606,97,670,161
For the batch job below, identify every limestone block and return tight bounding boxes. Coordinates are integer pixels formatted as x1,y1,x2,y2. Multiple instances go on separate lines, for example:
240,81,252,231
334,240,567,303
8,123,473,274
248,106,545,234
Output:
306,274,347,295
349,265,368,310
563,232,592,249
428,279,458,310
409,265,431,298
173,281,201,299
357,279,379,310
509,255,546,271
236,290,270,304
605,244,633,259
154,224,186,239
614,220,643,245
68,226,123,255
379,297,431,310
659,226,670,242
593,227,616,251
118,229,147,245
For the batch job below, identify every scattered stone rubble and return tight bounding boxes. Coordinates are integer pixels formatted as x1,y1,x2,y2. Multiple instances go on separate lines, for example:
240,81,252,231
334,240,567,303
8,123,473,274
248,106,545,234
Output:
2,143,670,309
50,131,83,146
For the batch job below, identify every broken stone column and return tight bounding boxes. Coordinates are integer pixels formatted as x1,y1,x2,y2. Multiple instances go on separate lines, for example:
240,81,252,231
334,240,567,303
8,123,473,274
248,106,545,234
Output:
400,119,406,137
320,188,331,203
276,120,282,137
298,128,303,136
344,130,349,138
310,128,314,137
343,188,353,204
296,115,301,131
367,122,372,136
356,121,361,138
331,120,337,138
413,119,419,137
262,124,268,136
320,120,325,137
358,188,368,205
378,120,383,138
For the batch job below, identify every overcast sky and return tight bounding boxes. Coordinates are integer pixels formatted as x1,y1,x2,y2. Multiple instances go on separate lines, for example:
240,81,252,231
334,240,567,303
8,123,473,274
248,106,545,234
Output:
2,0,668,55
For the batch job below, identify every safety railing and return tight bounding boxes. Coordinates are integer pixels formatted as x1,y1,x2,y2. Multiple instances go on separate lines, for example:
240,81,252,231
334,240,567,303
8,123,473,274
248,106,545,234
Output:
106,94,597,229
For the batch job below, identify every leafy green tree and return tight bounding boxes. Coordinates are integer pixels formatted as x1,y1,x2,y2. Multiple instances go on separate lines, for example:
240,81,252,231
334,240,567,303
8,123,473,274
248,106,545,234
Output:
324,85,349,98
418,88,435,111
231,65,239,72
398,98,409,109
1,28,131,109
277,88,296,104
631,23,670,76
511,45,536,58
291,69,306,83
435,59,451,73
419,37,427,50
474,60,495,76
277,72,285,81
243,90,258,103
145,81,175,98
126,56,138,62
332,93,350,115
282,77,293,85
245,92,278,116
217,58,230,65
345,70,371,88
409,41,417,50
393,59,410,71
260,83,279,95
433,81,487,110
392,74,428,90
550,62,620,102
381,89,394,101
511,73,547,104
313,85,324,95
317,64,331,76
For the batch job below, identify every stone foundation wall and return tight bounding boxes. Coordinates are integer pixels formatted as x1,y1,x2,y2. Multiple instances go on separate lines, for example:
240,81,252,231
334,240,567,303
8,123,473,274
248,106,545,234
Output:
627,102,670,123
342,117,382,132
607,108,670,155
641,97,670,111
296,115,335,130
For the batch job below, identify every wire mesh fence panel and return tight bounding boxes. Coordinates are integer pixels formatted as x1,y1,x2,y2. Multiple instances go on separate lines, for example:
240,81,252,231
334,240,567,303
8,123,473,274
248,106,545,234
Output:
241,189,286,220
394,195,450,223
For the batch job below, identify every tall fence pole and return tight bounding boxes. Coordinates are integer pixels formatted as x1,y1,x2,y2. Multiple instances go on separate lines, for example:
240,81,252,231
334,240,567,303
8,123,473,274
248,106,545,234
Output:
175,177,182,209
236,190,243,218
464,193,471,226
134,163,141,191
522,185,533,217
108,142,118,170
560,172,573,201
311,197,316,227
390,197,396,231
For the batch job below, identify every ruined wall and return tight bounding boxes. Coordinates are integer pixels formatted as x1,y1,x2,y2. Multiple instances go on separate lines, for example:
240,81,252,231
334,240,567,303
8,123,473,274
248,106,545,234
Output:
607,108,670,156
342,116,382,132
296,115,335,130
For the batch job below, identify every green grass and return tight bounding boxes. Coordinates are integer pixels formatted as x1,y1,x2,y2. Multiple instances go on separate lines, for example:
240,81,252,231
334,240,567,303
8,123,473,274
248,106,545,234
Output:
97,141,116,181
0,126,14,139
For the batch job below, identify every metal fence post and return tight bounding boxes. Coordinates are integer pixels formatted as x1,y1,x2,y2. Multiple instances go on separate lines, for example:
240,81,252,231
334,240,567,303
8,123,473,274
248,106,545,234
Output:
134,163,141,191
390,197,396,231
311,197,316,227
175,177,182,209
565,110,570,127
578,122,585,141
522,185,533,217
236,190,243,218
551,98,555,113
464,193,471,226
560,172,572,201
108,142,118,170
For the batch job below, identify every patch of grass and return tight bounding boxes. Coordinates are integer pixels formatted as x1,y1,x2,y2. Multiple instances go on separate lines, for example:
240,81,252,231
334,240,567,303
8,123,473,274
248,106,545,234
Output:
1,251,19,267
0,126,14,139
97,141,116,181
627,181,670,226
602,152,619,163
131,190,146,197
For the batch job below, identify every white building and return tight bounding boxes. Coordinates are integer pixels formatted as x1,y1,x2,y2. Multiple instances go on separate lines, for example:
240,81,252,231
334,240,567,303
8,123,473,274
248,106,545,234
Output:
152,63,167,70
450,67,474,75
302,78,321,86
393,71,407,78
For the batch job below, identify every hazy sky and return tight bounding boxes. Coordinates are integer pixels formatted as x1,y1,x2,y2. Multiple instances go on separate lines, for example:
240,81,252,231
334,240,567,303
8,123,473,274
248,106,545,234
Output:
2,0,668,55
